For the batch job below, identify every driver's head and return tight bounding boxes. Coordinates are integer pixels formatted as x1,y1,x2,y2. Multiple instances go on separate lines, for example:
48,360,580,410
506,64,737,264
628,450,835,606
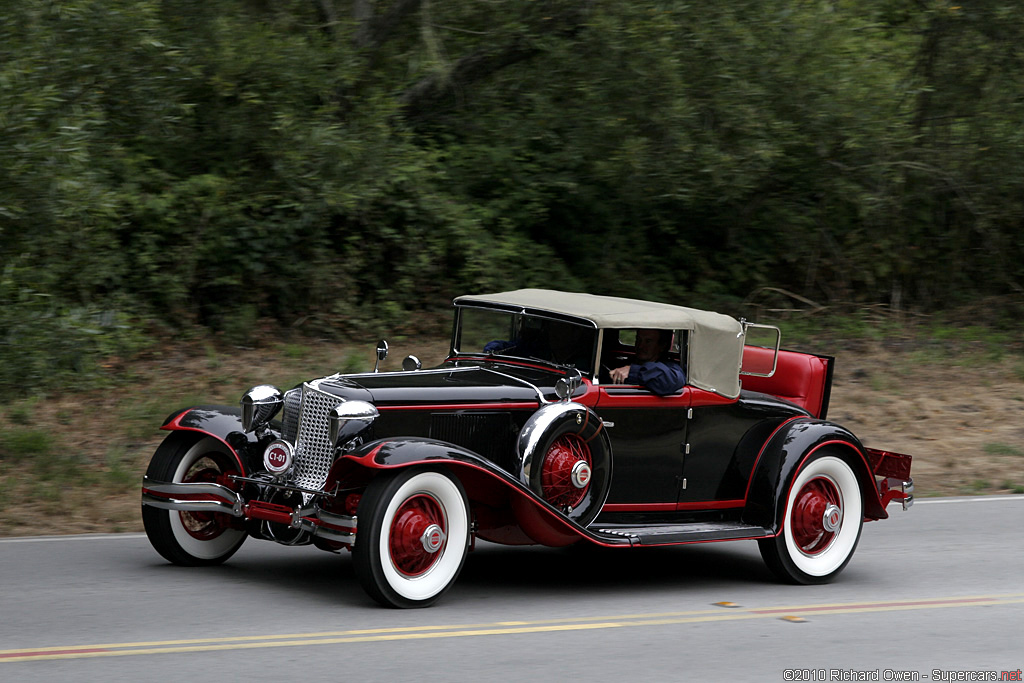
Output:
635,329,671,364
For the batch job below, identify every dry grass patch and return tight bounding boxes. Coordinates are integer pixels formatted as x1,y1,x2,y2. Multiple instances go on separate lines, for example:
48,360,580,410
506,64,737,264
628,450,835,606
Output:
1,334,1022,537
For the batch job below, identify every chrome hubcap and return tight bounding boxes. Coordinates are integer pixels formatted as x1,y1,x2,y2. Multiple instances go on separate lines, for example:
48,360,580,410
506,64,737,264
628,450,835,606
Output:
420,524,446,553
822,503,842,533
570,460,592,489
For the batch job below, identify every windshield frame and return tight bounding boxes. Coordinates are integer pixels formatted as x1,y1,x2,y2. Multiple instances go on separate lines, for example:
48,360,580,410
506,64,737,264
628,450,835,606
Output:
451,304,599,378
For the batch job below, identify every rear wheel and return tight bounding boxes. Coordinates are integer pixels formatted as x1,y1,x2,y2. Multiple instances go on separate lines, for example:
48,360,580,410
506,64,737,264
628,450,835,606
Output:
142,432,246,566
758,451,863,584
353,468,470,608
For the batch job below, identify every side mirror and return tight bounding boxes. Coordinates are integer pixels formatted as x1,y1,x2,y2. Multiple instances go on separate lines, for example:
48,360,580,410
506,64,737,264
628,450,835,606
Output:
374,340,389,373
402,355,422,371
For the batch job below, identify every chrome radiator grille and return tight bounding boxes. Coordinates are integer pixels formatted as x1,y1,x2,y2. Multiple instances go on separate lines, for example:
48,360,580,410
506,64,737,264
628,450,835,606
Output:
290,381,345,494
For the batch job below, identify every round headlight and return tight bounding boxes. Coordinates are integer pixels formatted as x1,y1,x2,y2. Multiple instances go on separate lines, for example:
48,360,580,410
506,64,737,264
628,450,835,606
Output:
240,384,283,433
329,400,379,448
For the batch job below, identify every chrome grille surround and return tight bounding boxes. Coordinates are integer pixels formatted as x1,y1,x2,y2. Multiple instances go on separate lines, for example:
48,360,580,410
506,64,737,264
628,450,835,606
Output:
281,388,302,443
291,380,346,495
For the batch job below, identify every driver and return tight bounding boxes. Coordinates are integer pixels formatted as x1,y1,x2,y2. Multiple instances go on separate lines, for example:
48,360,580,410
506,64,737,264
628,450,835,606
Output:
609,329,685,395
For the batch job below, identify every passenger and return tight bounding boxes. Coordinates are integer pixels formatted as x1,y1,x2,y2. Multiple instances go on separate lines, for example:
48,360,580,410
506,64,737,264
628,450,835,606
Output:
609,329,685,395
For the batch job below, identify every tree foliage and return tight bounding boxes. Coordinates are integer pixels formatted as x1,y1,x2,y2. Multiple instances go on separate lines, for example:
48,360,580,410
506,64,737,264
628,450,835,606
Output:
2,0,1023,388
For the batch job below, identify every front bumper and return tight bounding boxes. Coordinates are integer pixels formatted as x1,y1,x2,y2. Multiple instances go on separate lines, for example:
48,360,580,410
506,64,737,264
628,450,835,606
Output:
142,476,357,543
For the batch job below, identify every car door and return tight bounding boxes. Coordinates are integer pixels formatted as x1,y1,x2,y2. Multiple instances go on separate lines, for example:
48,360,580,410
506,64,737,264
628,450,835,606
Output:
593,385,691,507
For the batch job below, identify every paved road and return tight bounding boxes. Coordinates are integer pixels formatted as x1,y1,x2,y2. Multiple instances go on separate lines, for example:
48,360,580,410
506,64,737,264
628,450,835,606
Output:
2,496,1022,682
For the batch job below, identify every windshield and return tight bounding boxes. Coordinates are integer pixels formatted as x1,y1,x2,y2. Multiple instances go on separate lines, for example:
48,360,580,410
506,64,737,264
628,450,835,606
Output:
454,307,597,376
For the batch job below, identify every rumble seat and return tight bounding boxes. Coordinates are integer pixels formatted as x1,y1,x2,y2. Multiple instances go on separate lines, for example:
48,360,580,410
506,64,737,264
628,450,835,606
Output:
740,346,831,419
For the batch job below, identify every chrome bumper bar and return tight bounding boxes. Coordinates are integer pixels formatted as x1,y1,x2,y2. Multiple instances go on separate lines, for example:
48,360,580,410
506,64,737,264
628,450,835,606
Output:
901,479,917,509
901,478,914,510
141,477,356,542
142,477,245,516
878,476,914,510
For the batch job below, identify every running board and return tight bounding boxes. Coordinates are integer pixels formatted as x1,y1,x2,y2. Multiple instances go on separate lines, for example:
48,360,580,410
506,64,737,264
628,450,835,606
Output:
591,521,771,545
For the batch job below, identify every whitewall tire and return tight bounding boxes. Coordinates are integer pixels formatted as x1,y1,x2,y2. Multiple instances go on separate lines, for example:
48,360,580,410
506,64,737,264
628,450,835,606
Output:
759,452,863,584
353,468,470,608
142,433,247,566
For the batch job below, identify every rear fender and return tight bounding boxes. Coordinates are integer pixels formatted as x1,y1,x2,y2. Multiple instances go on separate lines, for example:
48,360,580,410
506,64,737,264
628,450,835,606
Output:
741,419,886,533
161,406,261,475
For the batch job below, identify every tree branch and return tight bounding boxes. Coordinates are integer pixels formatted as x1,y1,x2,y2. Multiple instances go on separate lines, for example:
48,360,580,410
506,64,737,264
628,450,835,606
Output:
398,5,591,124
356,0,422,49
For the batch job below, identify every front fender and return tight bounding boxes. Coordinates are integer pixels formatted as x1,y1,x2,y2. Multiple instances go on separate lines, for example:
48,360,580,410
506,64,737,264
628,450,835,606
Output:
334,437,599,547
741,419,886,533
341,436,503,471
161,405,264,475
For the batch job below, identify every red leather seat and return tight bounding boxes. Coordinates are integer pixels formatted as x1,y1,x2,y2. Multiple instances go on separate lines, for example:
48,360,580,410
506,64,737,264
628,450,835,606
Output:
741,346,830,418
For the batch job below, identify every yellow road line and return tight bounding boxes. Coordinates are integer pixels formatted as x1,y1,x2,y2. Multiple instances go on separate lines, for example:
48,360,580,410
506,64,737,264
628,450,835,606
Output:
3,593,1023,663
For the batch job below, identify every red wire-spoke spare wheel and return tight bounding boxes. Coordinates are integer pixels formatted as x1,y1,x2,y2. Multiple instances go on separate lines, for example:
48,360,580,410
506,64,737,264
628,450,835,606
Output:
389,494,448,577
540,434,593,510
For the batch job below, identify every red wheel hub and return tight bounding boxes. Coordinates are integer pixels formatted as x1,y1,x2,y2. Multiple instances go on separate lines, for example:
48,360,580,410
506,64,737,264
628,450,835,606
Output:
540,434,592,510
389,494,447,577
791,476,842,555
179,459,237,541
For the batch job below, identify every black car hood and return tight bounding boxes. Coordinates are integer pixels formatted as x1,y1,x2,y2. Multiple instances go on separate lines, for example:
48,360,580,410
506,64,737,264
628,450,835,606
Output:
314,363,567,407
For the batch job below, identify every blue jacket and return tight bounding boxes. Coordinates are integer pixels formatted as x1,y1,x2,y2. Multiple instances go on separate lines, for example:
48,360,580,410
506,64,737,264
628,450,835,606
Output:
625,361,686,396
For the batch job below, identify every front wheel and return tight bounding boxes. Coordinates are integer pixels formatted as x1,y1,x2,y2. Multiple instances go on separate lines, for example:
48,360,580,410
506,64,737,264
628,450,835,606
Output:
758,452,863,584
142,432,247,566
353,468,470,608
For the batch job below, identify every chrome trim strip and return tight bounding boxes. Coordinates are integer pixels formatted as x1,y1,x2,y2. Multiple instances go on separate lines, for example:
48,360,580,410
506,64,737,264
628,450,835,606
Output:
331,365,478,380
480,367,549,404
141,477,244,517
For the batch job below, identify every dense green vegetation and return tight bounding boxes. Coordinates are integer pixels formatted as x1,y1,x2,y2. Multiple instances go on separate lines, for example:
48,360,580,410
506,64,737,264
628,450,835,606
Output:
3,0,1023,391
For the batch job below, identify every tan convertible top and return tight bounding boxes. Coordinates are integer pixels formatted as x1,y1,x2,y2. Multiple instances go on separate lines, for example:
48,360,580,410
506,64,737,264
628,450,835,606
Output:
455,289,745,398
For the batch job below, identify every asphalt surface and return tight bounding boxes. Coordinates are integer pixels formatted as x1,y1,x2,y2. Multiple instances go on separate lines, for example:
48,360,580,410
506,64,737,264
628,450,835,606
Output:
2,496,1022,682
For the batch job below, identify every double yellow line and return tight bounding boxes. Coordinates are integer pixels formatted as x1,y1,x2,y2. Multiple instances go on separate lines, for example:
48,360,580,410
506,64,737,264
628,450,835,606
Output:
3,593,1023,663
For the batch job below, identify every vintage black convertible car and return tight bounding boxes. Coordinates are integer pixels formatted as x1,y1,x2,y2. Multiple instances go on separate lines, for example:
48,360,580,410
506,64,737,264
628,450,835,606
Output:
142,289,913,607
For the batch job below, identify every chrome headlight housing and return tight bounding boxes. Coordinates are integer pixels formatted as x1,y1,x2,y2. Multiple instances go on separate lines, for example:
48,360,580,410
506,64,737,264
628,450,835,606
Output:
554,368,583,401
329,400,379,448
240,384,284,433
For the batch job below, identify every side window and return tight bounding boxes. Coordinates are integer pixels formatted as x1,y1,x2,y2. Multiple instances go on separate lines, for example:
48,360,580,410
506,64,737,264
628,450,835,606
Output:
673,330,687,377
599,328,687,387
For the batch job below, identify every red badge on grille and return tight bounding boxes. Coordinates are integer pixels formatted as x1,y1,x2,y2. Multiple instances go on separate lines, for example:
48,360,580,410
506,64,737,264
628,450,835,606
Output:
263,440,293,473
